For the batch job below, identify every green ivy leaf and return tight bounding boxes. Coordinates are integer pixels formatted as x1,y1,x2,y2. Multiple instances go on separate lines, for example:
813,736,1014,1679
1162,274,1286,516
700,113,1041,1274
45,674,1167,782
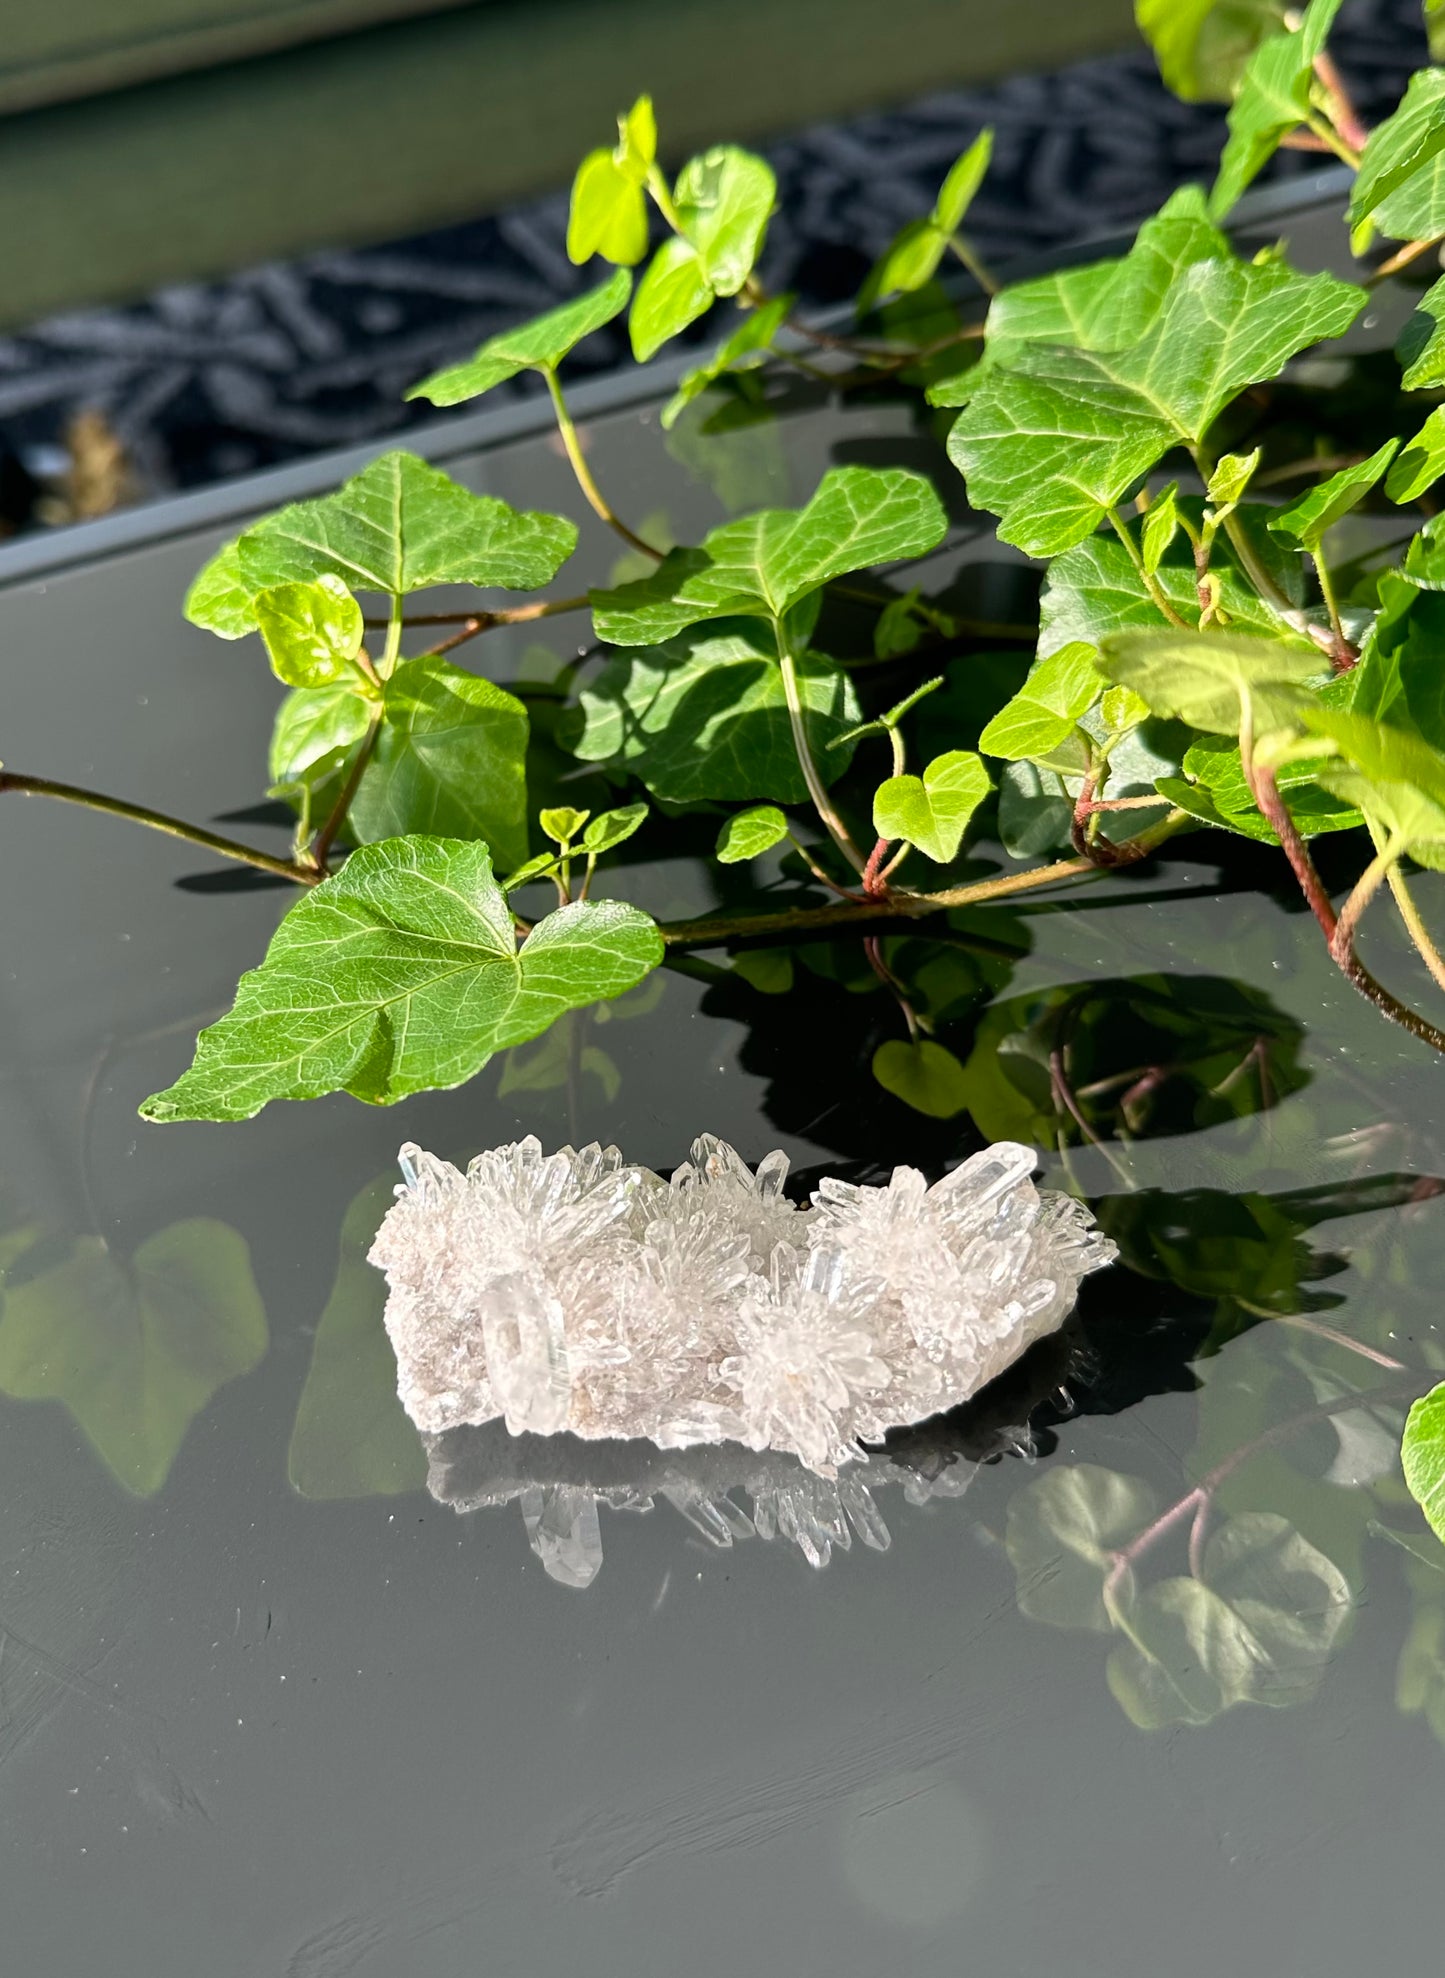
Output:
1208,448,1263,507
408,270,633,404
1209,0,1345,219
566,149,650,267
716,804,790,862
1350,68,1445,243
1097,627,1326,732
287,1178,427,1500
1159,730,1361,841
978,641,1100,764
1397,276,1445,391
661,294,792,429
254,574,366,689
184,537,254,638
501,850,563,893
269,679,373,798
540,805,590,845
949,230,1362,554
271,660,528,864
1299,706,1445,854
566,102,655,267
581,802,649,854
568,626,860,803
140,838,664,1122
933,129,993,233
186,452,577,635
942,185,1222,400
872,1038,971,1118
1404,1383,1445,1544
590,466,948,643
1387,408,1445,504
1141,483,1180,575
873,750,991,861
356,661,529,864
0,1221,266,1497
858,219,950,314
998,759,1075,857
674,145,776,295
1136,0,1287,102
857,128,993,311
630,236,716,361
1430,0,1445,59
1266,439,1400,549
1040,503,1294,649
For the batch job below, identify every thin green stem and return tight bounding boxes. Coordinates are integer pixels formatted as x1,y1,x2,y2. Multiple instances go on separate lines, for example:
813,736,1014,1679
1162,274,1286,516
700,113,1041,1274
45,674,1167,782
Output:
1107,506,1188,628
775,618,867,874
946,233,999,296
542,365,663,561
1303,111,1361,170
1369,818,1445,994
1330,837,1399,965
0,771,321,884
378,595,404,680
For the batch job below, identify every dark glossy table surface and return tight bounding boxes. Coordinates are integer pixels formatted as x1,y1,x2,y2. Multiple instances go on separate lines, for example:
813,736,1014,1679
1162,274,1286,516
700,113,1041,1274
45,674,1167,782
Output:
2,182,1443,1976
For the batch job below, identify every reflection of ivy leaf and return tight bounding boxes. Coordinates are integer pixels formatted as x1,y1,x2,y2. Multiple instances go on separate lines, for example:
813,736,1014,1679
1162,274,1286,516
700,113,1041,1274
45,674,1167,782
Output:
958,974,1307,1147
0,1222,266,1497
1005,1463,1160,1633
1107,1513,1352,1728
288,1182,426,1501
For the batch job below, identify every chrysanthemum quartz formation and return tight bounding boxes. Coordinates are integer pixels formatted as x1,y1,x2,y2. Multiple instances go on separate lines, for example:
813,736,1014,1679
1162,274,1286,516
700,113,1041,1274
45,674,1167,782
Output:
368,1134,1114,1478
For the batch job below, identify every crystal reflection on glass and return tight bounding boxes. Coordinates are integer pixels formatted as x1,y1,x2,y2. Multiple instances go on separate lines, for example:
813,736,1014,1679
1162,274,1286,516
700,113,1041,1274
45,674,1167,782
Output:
422,1359,1060,1587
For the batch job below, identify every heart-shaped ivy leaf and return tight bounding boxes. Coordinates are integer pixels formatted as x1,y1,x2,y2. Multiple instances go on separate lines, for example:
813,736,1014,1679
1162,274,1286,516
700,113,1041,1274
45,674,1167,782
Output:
407,270,633,405
255,575,367,689
948,198,1363,555
187,452,577,635
569,625,860,803
873,750,991,862
716,804,790,863
269,657,529,866
978,641,1099,764
590,466,949,643
140,838,664,1121
674,145,776,295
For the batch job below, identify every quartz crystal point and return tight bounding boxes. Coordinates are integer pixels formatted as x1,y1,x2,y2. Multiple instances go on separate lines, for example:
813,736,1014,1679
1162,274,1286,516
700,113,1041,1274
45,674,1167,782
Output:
368,1133,1115,1477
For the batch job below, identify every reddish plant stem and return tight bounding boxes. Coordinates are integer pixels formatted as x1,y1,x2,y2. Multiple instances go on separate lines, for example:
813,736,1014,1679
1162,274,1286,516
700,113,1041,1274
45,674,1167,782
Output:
1070,777,1155,868
1248,764,1338,941
861,837,893,897
1247,763,1445,1053
1312,49,1370,154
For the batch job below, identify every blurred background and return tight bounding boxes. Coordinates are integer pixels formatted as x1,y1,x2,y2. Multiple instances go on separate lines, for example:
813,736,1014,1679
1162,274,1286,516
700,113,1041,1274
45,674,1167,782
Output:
0,0,1424,525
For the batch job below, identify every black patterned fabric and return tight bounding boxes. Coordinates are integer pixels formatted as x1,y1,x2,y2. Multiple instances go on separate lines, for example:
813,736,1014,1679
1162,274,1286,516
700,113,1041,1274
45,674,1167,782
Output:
0,0,1425,501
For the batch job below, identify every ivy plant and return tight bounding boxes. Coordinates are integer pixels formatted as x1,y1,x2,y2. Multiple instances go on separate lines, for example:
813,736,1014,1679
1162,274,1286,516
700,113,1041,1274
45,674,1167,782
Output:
7,19,1445,1155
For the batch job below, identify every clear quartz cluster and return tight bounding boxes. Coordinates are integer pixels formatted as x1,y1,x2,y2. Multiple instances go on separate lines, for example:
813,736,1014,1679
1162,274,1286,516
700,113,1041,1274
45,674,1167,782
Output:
368,1133,1115,1479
